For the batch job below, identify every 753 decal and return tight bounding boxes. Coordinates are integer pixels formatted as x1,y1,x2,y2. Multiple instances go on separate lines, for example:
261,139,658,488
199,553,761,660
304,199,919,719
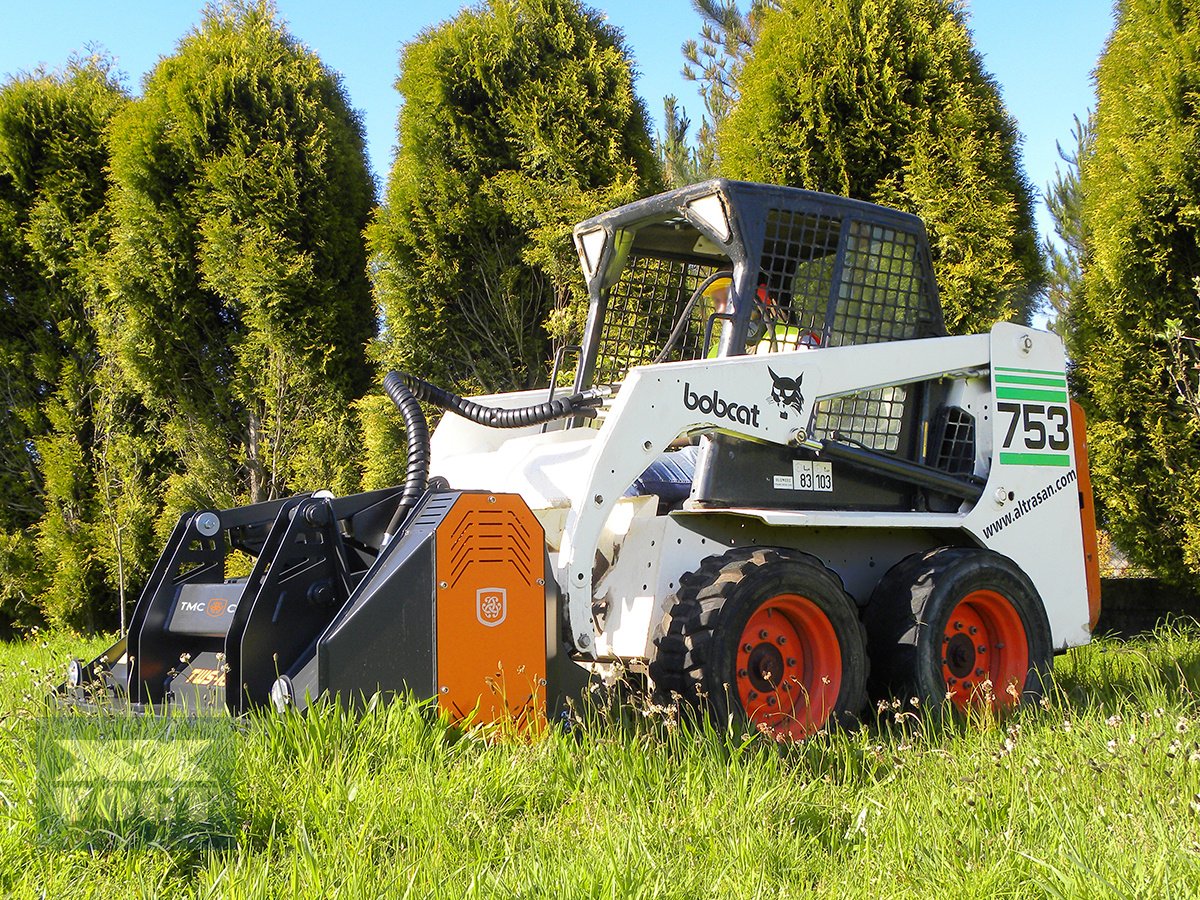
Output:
994,367,1073,467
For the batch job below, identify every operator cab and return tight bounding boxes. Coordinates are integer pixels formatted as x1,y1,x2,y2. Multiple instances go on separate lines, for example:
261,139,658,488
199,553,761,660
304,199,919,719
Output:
572,180,944,382
572,180,973,514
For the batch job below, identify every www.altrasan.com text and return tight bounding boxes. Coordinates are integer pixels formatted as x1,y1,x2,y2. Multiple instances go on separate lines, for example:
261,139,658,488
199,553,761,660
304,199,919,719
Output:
981,470,1078,539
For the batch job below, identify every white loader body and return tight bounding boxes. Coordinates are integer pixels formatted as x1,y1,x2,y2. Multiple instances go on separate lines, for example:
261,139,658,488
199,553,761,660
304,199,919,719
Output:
431,321,1092,665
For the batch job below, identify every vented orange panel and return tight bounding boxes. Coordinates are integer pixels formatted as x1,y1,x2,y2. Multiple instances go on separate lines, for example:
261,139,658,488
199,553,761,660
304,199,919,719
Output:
434,493,547,727
1070,402,1102,630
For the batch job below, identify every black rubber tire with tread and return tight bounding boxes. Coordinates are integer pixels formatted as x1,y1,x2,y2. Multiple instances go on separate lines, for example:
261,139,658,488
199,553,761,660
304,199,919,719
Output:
863,546,1052,706
649,547,868,735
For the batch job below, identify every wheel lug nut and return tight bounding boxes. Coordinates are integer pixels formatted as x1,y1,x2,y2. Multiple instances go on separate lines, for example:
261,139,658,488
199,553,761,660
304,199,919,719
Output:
748,691,758,700
947,677,957,685
964,681,973,690
743,643,754,653
995,642,1005,650
944,635,950,644
777,636,787,645
968,626,978,635
759,630,769,640
767,696,777,707
954,621,963,631
978,645,987,654
738,668,748,678
787,658,797,666
975,668,985,677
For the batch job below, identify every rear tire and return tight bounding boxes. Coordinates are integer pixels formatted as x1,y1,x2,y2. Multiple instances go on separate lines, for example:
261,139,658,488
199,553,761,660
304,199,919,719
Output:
863,547,1052,711
650,548,867,740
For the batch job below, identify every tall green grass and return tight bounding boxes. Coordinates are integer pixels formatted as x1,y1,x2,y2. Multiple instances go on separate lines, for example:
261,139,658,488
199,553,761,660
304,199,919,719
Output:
2,627,1200,898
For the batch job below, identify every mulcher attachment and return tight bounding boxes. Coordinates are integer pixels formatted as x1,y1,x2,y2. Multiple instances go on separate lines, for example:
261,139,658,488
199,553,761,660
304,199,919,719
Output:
62,487,406,713
61,369,594,723
276,489,565,726
61,489,570,726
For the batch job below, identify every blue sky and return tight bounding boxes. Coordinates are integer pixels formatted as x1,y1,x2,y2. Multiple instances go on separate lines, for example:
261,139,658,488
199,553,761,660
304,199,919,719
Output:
0,1,1114,242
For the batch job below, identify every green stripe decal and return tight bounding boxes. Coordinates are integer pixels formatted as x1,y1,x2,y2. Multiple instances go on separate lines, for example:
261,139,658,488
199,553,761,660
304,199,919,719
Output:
994,373,1068,388
995,366,1067,377
1000,452,1072,467
995,386,1069,402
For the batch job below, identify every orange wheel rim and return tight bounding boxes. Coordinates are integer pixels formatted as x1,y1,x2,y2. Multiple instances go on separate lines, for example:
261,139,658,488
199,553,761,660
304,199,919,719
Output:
734,593,842,740
941,589,1029,710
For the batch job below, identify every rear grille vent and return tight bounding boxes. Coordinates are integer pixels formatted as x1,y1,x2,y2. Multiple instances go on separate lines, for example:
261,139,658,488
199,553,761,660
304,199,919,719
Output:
930,406,976,475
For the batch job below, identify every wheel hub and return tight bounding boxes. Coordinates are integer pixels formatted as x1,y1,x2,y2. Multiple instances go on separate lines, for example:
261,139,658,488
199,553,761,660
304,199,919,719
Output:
945,633,976,678
940,589,1030,710
747,643,784,692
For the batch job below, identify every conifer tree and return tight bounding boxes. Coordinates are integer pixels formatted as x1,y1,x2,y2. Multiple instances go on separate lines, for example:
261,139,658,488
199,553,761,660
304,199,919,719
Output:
369,0,660,394
656,96,709,189
104,1,376,540
0,58,126,629
1070,0,1200,584
1043,116,1091,342
679,0,776,174
717,0,1044,333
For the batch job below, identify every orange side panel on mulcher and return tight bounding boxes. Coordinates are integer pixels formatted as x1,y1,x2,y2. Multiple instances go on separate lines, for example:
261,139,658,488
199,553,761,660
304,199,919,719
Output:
434,493,548,727
1070,401,1102,630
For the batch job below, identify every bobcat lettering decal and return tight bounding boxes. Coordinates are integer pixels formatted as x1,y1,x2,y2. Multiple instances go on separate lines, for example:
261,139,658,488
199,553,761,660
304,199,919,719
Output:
768,367,805,420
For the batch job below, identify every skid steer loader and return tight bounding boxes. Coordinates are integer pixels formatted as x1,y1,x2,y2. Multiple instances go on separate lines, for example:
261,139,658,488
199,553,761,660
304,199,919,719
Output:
61,180,1101,739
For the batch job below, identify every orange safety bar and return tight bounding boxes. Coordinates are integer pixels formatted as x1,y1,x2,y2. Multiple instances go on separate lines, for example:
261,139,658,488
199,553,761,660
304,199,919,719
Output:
1070,401,1102,630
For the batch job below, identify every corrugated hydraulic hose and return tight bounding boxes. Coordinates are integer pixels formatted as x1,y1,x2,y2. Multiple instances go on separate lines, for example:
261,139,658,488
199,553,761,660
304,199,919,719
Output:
380,371,603,539
381,372,431,540
393,371,603,428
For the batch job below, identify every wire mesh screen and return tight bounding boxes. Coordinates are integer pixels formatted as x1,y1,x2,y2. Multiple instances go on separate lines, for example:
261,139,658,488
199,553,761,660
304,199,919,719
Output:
757,209,841,349
591,254,723,386
828,222,932,348
754,215,931,454
812,386,908,454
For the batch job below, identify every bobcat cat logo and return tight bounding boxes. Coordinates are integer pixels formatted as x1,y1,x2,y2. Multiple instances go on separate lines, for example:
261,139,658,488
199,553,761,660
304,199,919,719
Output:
768,367,805,419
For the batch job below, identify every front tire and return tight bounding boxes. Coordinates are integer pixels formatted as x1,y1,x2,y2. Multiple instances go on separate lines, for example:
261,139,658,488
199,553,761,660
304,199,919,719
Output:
650,548,867,740
864,547,1052,710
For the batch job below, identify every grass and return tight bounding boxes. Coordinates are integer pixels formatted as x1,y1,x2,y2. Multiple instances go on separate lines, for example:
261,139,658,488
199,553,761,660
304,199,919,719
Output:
2,628,1200,897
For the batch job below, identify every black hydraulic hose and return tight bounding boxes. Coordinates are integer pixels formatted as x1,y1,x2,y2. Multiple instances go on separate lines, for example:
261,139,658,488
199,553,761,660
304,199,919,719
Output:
394,371,603,428
382,372,430,539
380,369,602,539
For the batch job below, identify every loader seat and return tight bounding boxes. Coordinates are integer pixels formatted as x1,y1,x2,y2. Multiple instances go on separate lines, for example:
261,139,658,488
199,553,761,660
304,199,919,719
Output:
626,445,699,509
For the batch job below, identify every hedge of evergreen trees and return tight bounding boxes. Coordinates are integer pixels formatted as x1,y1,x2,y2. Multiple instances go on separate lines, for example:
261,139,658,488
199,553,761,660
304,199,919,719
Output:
6,0,1192,633
0,0,657,633
1066,0,1200,588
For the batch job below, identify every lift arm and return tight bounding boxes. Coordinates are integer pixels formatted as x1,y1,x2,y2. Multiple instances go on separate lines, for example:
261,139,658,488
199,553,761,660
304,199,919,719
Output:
556,333,992,655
